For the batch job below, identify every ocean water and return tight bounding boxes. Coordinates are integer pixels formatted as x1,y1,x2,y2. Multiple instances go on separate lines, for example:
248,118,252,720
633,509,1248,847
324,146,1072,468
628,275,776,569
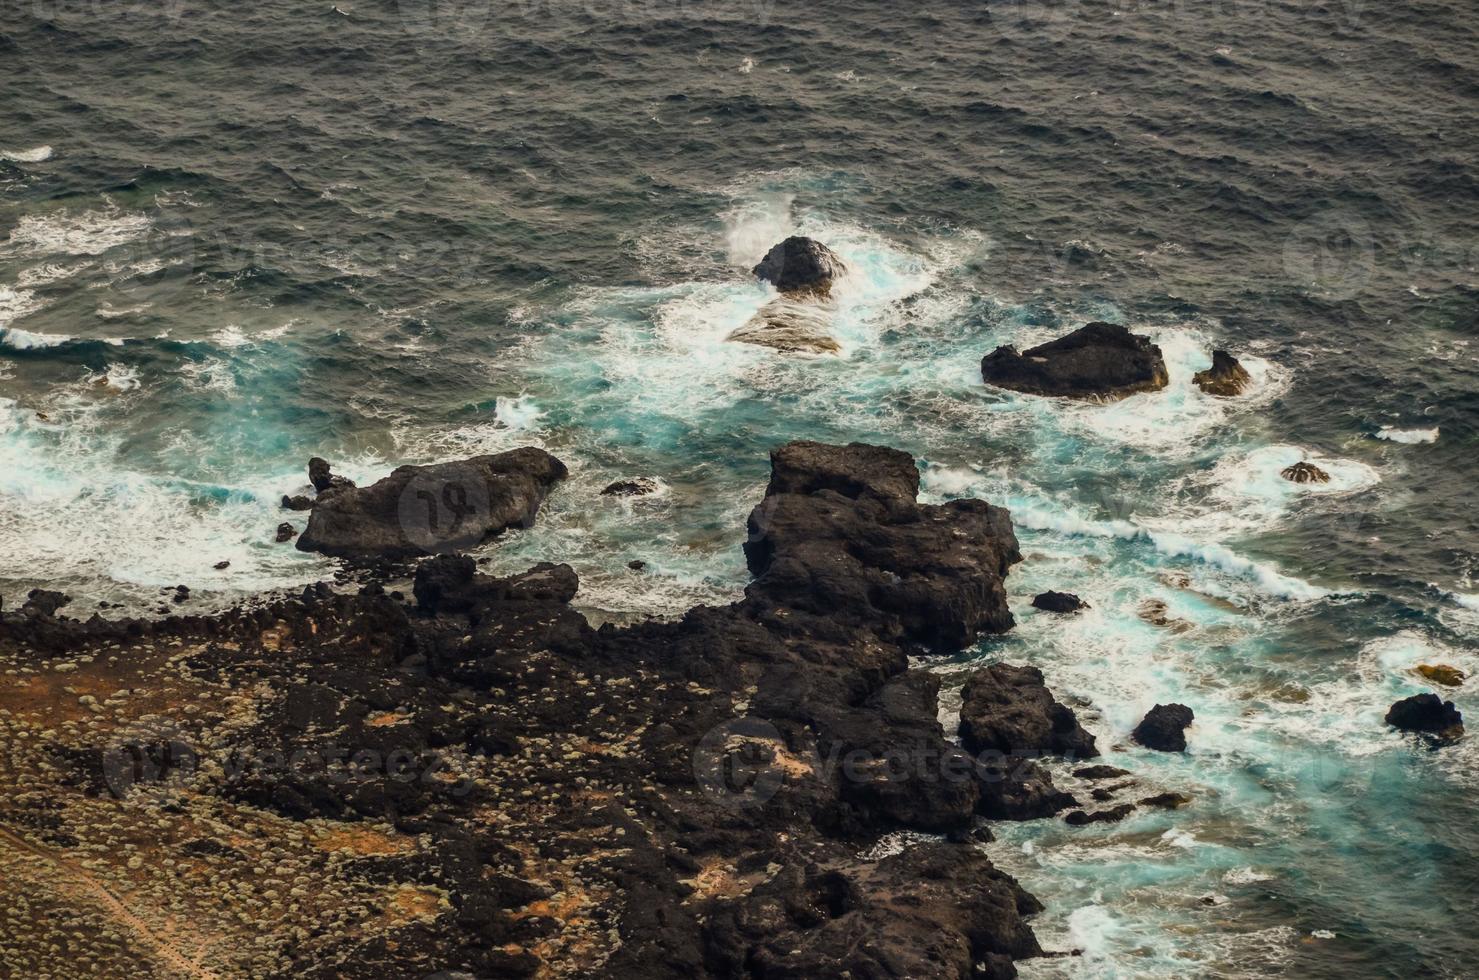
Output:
2,1,1477,976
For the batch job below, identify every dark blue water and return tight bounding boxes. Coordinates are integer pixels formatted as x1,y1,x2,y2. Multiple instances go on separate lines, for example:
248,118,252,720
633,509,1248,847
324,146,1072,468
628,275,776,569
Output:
2,2,1476,975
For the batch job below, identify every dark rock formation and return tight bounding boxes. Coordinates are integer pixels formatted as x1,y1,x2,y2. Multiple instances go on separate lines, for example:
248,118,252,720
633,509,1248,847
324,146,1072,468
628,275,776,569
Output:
981,322,1170,401
274,522,297,543
23,589,71,617
0,442,1066,978
1139,792,1193,810
1073,764,1131,780
281,494,314,511
601,477,660,497
1032,591,1088,613
751,236,847,295
1064,804,1135,826
1281,461,1331,484
958,663,1098,759
308,456,356,495
297,447,568,561
1131,704,1195,752
1385,693,1464,738
1193,349,1252,396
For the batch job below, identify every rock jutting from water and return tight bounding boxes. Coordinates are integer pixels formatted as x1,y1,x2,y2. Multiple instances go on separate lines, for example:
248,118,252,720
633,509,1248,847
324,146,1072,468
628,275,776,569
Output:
1386,693,1464,739
1193,349,1253,396
295,447,568,561
981,322,1170,400
1281,460,1331,484
1032,590,1088,613
1132,703,1196,752
729,236,848,355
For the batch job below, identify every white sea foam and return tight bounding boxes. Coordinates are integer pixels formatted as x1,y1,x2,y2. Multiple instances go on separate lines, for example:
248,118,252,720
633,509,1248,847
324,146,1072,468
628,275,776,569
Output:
0,326,72,349
1,145,53,163
3,208,152,257
1375,425,1438,444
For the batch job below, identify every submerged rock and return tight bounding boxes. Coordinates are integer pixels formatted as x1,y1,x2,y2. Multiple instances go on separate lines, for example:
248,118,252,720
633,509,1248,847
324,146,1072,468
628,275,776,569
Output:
296,447,568,561
981,322,1170,400
1281,461,1331,484
751,235,847,296
1385,693,1464,738
728,296,841,355
1073,764,1132,780
958,663,1098,759
1193,349,1253,396
1415,663,1466,688
1132,703,1195,752
601,477,660,497
1064,803,1135,826
1032,590,1088,613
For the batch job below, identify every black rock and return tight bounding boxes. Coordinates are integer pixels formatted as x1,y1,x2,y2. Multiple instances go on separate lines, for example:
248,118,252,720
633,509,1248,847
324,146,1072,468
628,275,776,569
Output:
764,440,920,503
23,589,71,617
1281,461,1331,484
282,494,315,511
1131,704,1195,752
601,478,659,497
627,560,646,571
275,523,297,543
1032,591,1088,613
1073,764,1132,780
213,561,231,570
958,663,1098,759
751,236,847,295
1064,804,1136,826
1385,693,1464,738
297,448,568,561
976,758,1077,821
1193,349,1252,396
981,322,1170,401
308,456,355,495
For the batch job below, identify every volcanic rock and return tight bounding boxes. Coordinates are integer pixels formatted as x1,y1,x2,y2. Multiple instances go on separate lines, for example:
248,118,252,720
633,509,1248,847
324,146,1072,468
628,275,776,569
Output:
1032,591,1087,613
958,663,1098,759
1193,349,1252,396
751,236,847,295
1385,693,1464,738
981,322,1170,400
296,448,568,561
1131,703,1195,752
1281,461,1331,484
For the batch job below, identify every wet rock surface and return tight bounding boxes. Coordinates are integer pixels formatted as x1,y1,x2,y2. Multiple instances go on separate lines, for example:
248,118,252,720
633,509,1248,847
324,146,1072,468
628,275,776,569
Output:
958,663,1098,760
1132,703,1196,752
1192,349,1252,396
981,322,1170,401
296,448,568,561
1385,693,1464,738
1031,590,1088,613
1281,460,1331,484
0,442,1072,979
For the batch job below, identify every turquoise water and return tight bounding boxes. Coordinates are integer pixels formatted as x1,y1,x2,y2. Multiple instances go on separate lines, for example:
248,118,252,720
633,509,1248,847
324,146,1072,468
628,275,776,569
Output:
4,2,1478,974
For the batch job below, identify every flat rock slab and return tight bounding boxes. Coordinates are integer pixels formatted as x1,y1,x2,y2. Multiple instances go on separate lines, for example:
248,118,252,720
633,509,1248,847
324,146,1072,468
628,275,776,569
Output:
982,322,1169,400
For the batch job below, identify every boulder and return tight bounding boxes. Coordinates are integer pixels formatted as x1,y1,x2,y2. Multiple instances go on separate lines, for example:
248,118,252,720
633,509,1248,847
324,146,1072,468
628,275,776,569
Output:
976,758,1077,821
1131,703,1195,752
744,443,1020,651
308,456,355,495
958,663,1098,759
296,448,568,561
274,523,297,543
1385,693,1463,738
1032,590,1087,613
765,440,920,502
751,236,847,296
1281,461,1330,484
1193,349,1252,396
1073,764,1131,780
1064,803,1135,826
282,494,314,511
981,322,1170,400
727,298,841,355
1138,792,1192,810
22,589,71,618
1414,664,1466,688
601,478,660,497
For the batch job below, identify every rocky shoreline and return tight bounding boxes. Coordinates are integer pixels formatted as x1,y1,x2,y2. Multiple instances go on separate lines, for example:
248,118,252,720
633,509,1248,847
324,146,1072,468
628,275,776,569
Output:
0,440,1099,979
0,438,1458,977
